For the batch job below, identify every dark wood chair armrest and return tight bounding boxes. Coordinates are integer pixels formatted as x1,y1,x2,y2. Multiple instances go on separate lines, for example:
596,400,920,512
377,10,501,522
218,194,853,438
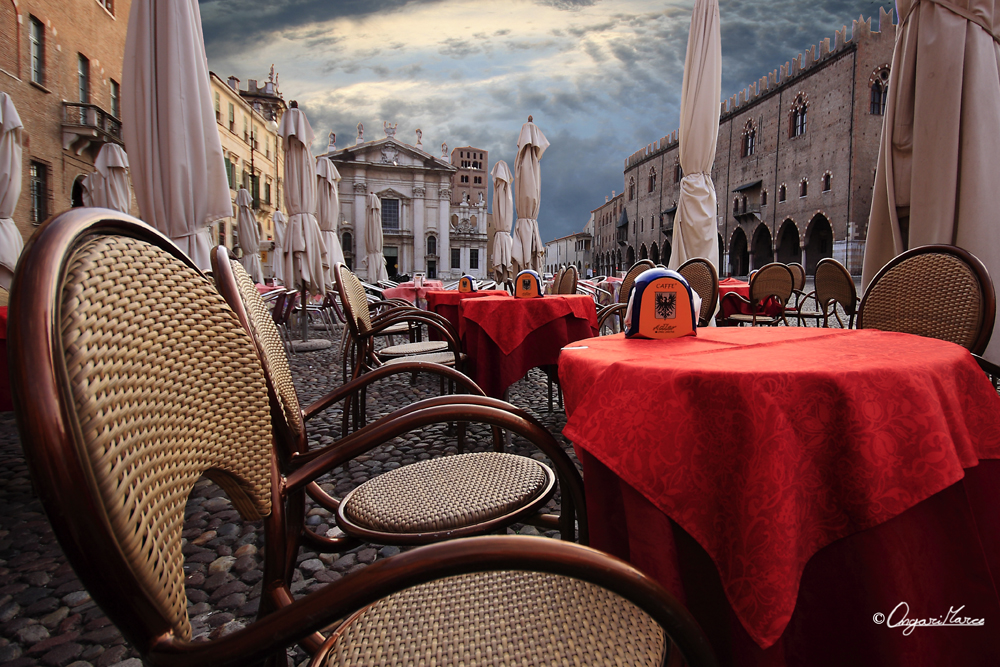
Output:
973,353,1000,389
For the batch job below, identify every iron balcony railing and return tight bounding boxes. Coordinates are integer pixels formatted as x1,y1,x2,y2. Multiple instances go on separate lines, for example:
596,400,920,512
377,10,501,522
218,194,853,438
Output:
62,102,123,144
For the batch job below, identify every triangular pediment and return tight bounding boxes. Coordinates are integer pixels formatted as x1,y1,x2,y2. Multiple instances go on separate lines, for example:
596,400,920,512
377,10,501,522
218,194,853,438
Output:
323,138,456,172
376,187,410,201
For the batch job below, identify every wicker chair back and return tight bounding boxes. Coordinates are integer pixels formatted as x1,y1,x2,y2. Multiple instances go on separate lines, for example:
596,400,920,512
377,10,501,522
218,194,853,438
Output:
678,258,719,327
619,259,655,304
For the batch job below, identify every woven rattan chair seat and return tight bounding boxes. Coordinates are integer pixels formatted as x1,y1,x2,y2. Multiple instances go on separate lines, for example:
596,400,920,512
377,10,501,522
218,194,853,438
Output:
727,313,778,324
341,452,551,534
376,322,410,336
381,351,465,367
322,570,666,667
379,340,449,358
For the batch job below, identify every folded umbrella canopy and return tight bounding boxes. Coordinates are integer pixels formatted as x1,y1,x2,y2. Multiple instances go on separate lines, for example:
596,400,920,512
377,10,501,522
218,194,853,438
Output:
0,93,24,289
278,105,326,297
271,209,287,285
491,160,514,282
863,0,1000,364
316,156,345,288
512,116,549,273
236,187,263,283
667,0,722,272
122,0,231,271
82,144,131,213
364,192,388,283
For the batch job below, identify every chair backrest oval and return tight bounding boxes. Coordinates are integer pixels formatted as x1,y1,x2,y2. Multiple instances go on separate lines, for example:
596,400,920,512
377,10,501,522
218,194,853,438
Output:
8,210,274,648
678,258,719,327
858,244,996,354
814,258,857,319
334,263,374,336
787,262,806,291
559,265,579,295
749,263,794,306
619,259,655,304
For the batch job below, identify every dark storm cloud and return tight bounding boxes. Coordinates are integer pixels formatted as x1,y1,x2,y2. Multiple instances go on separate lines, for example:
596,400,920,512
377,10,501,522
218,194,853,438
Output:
198,0,446,59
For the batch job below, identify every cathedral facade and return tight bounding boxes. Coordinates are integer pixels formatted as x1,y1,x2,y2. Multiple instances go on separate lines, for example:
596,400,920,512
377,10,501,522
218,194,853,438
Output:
322,128,489,281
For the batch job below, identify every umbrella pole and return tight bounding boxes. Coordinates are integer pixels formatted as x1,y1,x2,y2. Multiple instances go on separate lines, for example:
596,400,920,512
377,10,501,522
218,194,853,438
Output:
300,284,309,341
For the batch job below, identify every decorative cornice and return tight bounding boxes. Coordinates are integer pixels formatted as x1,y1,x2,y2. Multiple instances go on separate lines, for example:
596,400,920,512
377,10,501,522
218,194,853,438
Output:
353,182,368,193
412,186,426,197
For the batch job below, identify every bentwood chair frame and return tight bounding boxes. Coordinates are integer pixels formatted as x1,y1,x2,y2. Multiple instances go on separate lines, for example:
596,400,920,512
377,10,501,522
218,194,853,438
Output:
214,250,587,547
782,262,823,326
721,262,794,326
10,209,718,667
597,259,655,334
678,258,719,328
811,257,859,328
858,244,996,355
557,264,579,295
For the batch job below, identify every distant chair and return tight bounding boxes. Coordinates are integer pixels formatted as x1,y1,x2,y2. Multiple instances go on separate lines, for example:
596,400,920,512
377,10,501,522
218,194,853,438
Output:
678,258,719,327
814,258,859,328
783,262,823,326
558,264,579,295
618,259,655,305
597,259,654,335
721,263,794,326
858,244,995,354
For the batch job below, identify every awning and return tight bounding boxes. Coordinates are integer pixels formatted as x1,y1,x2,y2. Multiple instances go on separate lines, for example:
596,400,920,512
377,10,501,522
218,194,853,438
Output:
733,180,762,192
617,208,629,228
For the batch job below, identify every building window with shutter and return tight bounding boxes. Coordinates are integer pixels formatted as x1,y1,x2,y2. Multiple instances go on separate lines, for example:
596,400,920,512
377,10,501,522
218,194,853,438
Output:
77,54,90,103
30,162,49,225
451,248,461,269
29,17,45,86
382,199,400,230
427,235,437,255
470,248,479,269
110,80,121,119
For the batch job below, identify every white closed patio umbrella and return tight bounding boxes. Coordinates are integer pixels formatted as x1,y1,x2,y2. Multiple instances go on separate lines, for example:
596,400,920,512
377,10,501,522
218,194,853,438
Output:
667,0,721,273
278,104,326,297
80,173,104,208
863,0,1000,363
0,93,24,290
512,116,549,274
235,187,263,283
94,144,131,214
364,192,388,283
122,0,231,271
316,156,345,287
271,209,287,285
491,160,514,282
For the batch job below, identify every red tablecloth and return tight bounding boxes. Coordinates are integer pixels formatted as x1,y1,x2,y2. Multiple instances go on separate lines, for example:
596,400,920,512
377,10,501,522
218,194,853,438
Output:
717,278,782,320
426,290,509,338
256,284,281,295
382,280,445,307
560,328,1000,654
460,294,597,398
0,306,10,411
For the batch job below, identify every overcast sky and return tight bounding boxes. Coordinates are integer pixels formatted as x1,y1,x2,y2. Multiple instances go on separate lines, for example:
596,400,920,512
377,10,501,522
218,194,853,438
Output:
199,0,896,242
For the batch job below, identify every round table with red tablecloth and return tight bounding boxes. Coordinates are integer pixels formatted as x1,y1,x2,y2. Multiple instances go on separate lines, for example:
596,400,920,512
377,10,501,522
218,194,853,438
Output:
425,290,509,339
459,294,597,398
381,280,445,309
559,327,1000,666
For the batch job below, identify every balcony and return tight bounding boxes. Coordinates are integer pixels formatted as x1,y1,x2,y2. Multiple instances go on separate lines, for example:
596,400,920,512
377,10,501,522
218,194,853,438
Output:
62,102,123,154
733,206,762,221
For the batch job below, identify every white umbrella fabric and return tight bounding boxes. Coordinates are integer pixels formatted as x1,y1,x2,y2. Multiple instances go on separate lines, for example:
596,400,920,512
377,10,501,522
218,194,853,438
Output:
364,192,388,283
863,0,1000,363
316,156,345,287
93,144,131,214
235,188,263,283
80,173,103,208
490,160,514,282
667,0,721,272
512,116,549,273
271,209,287,285
122,0,231,271
0,93,23,290
278,106,326,296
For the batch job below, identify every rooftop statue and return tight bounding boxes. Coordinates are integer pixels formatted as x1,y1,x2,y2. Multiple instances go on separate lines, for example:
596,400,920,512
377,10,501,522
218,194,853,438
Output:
384,121,397,138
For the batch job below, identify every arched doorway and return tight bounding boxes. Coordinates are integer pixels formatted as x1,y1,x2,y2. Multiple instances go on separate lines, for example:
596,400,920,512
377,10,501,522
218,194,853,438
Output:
776,219,800,265
718,233,724,271
616,249,622,273
626,245,635,267
729,228,749,277
804,214,833,274
650,242,659,265
751,224,773,270
639,243,648,260
71,175,86,207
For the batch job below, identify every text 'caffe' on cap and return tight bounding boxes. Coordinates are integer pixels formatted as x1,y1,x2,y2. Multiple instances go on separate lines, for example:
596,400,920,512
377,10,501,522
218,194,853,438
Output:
624,268,698,339
515,270,544,298
459,275,477,293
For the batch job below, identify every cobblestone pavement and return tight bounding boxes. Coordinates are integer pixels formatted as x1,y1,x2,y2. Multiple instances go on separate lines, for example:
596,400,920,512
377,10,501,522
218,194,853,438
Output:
0,324,576,667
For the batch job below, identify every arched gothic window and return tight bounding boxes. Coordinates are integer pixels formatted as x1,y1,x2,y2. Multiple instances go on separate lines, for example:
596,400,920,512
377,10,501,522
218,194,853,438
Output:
648,167,656,192
742,119,756,157
789,94,808,137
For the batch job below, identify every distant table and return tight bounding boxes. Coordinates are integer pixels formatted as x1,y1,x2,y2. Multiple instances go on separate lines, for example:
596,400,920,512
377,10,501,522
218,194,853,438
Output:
559,327,1000,665
0,306,10,411
426,290,509,339
597,277,623,306
460,294,597,398
717,277,782,321
382,280,445,309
